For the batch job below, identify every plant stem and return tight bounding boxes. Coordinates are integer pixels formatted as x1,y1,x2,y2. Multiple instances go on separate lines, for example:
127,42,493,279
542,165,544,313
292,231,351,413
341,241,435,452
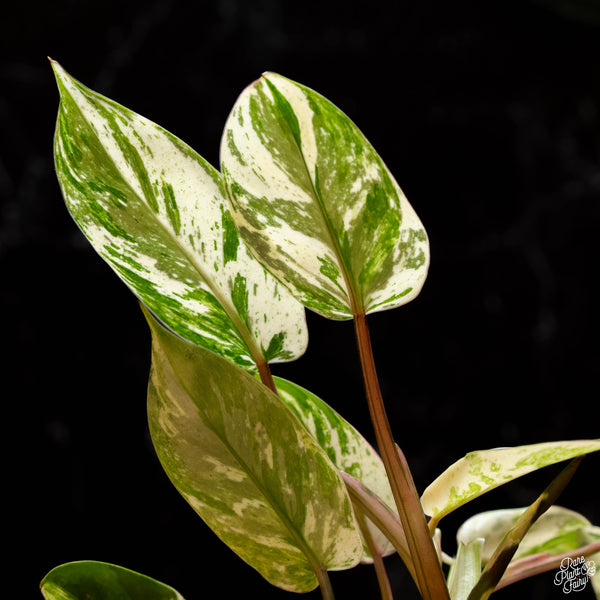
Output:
354,509,394,600
353,312,449,600
315,567,335,600
257,358,279,396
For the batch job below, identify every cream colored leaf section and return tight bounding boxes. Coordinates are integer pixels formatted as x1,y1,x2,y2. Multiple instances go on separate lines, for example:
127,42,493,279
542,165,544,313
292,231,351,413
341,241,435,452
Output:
421,440,600,522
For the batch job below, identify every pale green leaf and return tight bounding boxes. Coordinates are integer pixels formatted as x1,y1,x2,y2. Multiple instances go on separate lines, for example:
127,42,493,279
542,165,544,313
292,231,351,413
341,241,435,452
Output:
273,376,396,560
457,506,600,564
40,561,184,600
51,61,307,371
446,539,483,600
220,72,429,320
144,309,362,592
421,440,600,523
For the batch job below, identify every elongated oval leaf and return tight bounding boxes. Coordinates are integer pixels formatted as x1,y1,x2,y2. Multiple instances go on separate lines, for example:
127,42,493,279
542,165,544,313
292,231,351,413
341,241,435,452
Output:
221,72,429,319
457,506,600,564
40,561,184,600
272,376,396,559
421,440,600,522
51,61,307,371
144,309,362,592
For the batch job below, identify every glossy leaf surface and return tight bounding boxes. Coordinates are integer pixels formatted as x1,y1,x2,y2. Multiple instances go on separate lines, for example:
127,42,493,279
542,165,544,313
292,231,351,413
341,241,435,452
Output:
52,61,307,371
421,440,600,522
221,72,429,319
273,376,396,559
145,309,362,592
40,561,184,600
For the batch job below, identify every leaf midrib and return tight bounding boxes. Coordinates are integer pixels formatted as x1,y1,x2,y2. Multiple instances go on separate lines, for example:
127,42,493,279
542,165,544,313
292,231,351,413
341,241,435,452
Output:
263,75,362,316
159,346,331,585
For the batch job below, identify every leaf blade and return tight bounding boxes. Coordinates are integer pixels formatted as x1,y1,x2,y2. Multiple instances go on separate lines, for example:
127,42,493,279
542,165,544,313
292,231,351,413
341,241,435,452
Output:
145,309,362,592
221,72,429,319
40,561,185,600
457,505,599,564
421,440,600,522
273,376,397,559
52,61,307,371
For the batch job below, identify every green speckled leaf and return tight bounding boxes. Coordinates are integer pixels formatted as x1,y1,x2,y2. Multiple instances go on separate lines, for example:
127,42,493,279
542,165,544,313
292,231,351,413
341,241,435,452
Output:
220,72,429,320
51,61,307,371
273,376,396,560
145,309,362,592
421,440,600,522
457,506,600,564
40,561,185,600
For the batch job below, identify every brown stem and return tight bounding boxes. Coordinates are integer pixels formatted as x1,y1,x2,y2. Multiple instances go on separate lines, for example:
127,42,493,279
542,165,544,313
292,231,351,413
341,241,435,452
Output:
256,359,279,396
354,508,394,600
315,567,335,600
353,312,449,600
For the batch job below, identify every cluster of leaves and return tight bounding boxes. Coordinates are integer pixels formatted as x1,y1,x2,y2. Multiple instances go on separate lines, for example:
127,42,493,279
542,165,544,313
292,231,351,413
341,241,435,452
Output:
42,62,600,600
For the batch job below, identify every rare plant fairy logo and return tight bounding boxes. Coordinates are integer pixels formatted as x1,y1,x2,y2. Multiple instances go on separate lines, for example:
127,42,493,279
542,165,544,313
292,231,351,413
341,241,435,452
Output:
554,556,596,593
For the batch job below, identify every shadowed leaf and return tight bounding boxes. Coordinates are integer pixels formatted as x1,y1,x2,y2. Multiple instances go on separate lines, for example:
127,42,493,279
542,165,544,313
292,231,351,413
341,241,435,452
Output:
144,309,362,592
40,561,184,600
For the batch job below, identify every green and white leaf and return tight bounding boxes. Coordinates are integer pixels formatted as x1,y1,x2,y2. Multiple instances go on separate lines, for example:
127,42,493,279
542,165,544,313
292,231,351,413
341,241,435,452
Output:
446,539,483,600
421,440,600,522
221,72,429,320
457,506,600,564
145,309,362,592
52,61,307,371
40,561,185,600
273,376,396,560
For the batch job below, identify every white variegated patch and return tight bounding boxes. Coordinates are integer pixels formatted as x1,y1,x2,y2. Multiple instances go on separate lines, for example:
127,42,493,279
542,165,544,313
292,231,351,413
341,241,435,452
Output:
52,61,307,371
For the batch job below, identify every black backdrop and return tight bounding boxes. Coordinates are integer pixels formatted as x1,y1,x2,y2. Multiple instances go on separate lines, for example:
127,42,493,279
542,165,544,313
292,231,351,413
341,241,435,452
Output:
3,1,600,599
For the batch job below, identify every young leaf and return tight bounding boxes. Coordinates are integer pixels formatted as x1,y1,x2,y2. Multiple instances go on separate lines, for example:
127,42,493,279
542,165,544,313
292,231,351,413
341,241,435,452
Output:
144,308,362,593
272,376,396,560
51,61,307,372
220,72,429,320
421,440,600,524
40,561,184,600
457,505,600,564
446,539,483,600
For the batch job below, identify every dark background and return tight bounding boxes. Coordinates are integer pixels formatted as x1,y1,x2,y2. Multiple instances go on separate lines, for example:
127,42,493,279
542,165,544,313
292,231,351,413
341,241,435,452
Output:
3,1,599,598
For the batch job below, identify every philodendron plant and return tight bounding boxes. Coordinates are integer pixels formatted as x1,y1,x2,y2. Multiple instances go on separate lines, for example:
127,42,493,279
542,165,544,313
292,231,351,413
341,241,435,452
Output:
42,60,600,600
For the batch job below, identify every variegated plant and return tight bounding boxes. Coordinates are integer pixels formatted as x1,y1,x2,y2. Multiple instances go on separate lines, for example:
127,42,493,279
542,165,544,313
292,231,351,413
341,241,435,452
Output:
42,61,600,600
